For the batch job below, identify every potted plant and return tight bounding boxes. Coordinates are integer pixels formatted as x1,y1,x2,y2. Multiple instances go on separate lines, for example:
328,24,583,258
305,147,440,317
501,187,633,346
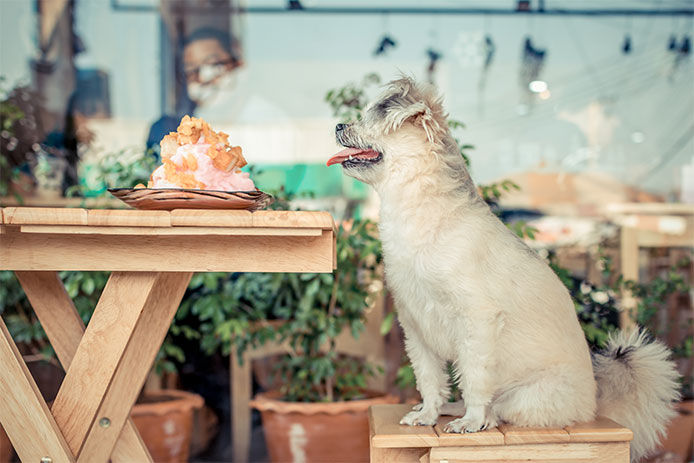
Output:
181,216,397,463
0,77,44,202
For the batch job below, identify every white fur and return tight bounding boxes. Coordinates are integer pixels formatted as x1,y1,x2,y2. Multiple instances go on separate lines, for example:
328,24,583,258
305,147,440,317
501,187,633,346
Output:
336,77,680,461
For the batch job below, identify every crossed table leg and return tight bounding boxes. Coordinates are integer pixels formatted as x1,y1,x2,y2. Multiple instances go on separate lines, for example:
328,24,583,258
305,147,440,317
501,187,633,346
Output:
0,271,192,462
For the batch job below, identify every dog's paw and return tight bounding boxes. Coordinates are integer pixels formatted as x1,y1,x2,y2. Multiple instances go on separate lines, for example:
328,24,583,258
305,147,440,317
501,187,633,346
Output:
411,402,423,411
442,414,498,433
399,409,438,426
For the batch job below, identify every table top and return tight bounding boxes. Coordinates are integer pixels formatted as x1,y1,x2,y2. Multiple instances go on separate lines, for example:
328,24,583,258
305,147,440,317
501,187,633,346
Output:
0,207,335,231
1,208,337,273
369,404,633,449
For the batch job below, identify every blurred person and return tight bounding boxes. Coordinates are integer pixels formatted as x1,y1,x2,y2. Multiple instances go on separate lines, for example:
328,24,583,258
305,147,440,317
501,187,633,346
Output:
147,27,285,153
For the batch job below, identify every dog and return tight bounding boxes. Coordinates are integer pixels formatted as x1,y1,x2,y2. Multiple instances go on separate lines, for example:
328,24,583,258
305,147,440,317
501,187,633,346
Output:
327,76,680,462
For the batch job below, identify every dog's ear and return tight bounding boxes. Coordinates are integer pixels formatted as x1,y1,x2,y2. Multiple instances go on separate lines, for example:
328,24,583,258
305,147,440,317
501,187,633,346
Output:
393,102,442,144
384,77,447,143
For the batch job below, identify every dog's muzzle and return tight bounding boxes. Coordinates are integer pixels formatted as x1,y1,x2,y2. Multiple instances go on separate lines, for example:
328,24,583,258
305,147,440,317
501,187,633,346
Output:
327,124,383,167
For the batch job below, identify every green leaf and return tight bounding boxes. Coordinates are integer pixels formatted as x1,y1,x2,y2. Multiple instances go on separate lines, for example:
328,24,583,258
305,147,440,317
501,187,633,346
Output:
81,278,96,296
380,312,395,335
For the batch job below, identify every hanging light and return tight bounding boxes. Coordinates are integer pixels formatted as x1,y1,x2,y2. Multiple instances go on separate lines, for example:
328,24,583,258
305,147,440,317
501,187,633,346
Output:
668,34,678,51
529,80,548,93
622,35,632,54
374,36,397,56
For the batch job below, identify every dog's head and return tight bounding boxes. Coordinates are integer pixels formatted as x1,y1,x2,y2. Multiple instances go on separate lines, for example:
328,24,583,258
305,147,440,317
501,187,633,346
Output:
327,77,451,186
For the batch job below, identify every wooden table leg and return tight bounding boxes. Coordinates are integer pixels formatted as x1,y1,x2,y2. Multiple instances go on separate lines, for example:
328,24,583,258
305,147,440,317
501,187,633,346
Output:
0,317,75,463
16,271,153,462
47,271,191,462
231,348,252,463
620,226,639,330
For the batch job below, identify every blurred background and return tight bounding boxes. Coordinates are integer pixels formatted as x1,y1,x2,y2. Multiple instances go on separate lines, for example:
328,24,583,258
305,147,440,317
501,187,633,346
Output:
2,0,693,211
0,1,692,462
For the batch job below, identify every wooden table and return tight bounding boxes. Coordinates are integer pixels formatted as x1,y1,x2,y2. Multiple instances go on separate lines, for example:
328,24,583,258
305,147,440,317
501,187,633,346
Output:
0,207,336,463
369,404,633,463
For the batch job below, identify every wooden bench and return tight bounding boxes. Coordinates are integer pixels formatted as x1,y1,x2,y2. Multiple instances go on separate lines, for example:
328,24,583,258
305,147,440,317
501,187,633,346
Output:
369,404,632,463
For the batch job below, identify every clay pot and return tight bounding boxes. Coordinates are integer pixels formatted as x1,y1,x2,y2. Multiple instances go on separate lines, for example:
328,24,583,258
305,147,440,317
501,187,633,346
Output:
251,390,399,463
130,389,204,463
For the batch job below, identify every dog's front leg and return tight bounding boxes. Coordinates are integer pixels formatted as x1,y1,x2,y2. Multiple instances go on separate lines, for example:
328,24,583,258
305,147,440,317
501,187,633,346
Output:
444,313,499,433
399,328,448,426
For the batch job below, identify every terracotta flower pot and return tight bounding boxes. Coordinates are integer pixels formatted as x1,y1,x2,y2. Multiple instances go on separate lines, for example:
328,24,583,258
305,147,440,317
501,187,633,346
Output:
0,424,12,463
130,389,204,463
251,390,399,463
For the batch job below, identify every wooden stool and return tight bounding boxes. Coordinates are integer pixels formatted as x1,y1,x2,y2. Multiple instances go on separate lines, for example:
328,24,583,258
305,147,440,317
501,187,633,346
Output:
369,404,633,463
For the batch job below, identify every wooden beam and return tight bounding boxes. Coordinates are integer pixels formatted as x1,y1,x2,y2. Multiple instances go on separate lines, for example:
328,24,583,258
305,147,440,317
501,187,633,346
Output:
16,271,153,462
50,272,160,456
0,317,74,462
76,272,192,462
1,229,334,273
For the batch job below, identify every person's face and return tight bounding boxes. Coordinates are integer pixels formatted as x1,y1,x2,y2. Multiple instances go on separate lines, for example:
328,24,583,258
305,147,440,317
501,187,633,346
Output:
183,38,235,87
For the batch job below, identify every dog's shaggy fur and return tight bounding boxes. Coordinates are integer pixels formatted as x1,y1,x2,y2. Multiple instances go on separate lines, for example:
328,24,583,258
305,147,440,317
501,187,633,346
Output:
331,77,680,462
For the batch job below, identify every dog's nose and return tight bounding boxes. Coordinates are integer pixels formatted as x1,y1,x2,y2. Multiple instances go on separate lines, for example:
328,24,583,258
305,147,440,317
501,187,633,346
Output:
335,123,346,133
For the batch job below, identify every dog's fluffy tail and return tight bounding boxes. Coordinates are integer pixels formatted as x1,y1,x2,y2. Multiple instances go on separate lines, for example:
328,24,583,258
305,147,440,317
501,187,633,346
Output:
592,330,680,462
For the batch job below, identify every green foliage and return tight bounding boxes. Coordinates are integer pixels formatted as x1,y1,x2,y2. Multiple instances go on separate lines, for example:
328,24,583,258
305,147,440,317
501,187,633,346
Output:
448,119,473,167
507,220,538,240
325,73,381,122
66,148,158,198
0,76,26,197
480,180,521,203
182,218,384,401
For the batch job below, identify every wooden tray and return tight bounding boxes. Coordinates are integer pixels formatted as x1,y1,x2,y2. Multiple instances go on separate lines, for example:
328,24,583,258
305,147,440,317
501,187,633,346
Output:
108,188,273,211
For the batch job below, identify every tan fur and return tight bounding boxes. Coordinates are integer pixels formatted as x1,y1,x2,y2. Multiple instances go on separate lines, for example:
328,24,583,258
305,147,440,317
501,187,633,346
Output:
334,76,680,462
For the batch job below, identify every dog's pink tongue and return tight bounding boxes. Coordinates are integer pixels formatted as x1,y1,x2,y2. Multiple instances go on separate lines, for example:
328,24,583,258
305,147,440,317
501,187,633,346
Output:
327,147,364,166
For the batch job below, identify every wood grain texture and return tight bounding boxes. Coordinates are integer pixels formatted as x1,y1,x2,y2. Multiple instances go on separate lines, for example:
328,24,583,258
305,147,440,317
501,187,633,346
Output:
50,272,160,455
16,271,86,365
1,228,335,273
16,271,152,462
3,207,87,225
370,404,439,448
620,226,639,329
77,272,192,462
2,208,336,229
251,210,335,230
370,446,428,463
498,423,570,445
87,209,171,227
434,417,504,446
427,442,629,462
170,209,253,227
231,349,253,463
565,417,634,443
0,317,75,463
20,225,322,236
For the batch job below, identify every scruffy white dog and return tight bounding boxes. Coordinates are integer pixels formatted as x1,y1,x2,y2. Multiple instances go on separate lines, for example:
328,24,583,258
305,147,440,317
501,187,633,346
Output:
327,77,680,462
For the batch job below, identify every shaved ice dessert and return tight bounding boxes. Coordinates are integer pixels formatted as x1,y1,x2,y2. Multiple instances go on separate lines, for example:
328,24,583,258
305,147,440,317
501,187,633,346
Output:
143,115,255,191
